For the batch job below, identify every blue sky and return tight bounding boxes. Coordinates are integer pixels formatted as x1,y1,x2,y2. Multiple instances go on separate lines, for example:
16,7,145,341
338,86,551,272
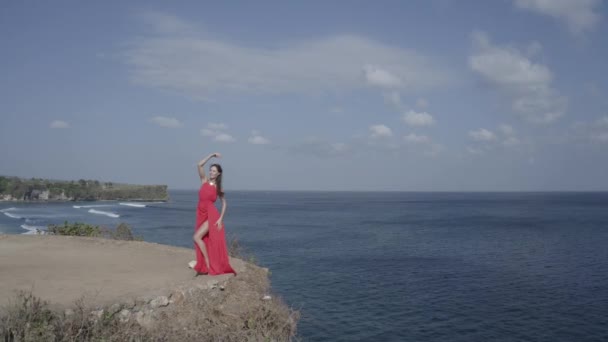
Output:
1,1,607,191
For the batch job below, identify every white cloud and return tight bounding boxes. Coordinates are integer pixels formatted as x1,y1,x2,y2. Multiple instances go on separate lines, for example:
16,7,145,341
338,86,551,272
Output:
330,142,349,153
403,133,430,144
200,123,236,143
469,128,497,141
499,124,515,136
498,124,521,146
369,124,393,138
248,131,271,145
290,137,350,158
363,66,402,88
403,110,436,126
124,12,450,100
469,31,567,124
514,0,602,34
596,116,608,127
592,132,608,142
215,133,236,143
208,123,227,130
470,124,521,147
470,32,552,87
503,136,521,146
200,129,215,137
401,133,443,156
50,120,70,129
591,117,608,143
149,116,182,128
139,11,196,34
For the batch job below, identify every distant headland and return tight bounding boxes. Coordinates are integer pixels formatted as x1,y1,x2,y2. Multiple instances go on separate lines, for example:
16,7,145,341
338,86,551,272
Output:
0,176,168,202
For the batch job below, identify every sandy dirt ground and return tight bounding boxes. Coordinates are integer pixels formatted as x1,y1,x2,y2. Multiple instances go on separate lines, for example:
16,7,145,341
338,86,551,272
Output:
0,234,243,309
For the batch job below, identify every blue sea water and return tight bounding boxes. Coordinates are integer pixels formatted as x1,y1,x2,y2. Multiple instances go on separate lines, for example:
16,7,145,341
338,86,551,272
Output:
1,191,608,341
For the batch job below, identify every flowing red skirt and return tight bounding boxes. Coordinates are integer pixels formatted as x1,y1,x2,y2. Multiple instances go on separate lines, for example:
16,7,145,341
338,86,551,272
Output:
193,204,236,275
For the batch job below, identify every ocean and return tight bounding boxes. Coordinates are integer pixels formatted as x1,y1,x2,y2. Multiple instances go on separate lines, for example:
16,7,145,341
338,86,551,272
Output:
1,190,608,341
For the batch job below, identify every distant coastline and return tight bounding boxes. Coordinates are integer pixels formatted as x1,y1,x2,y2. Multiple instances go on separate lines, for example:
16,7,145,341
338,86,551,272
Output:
0,175,169,202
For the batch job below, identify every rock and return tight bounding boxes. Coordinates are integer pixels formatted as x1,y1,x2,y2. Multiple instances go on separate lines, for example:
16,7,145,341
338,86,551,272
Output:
91,309,104,318
118,309,131,323
134,311,145,325
124,298,136,309
108,303,122,315
141,295,156,304
64,309,74,317
89,309,104,323
149,295,170,309
170,290,185,305
135,310,155,328
39,190,50,200
262,295,272,301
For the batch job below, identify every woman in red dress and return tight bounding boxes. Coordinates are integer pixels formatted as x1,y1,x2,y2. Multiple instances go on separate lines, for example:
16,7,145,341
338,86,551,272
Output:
192,152,236,276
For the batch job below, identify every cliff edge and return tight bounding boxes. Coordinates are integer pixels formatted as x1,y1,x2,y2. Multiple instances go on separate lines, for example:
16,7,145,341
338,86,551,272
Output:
0,235,298,341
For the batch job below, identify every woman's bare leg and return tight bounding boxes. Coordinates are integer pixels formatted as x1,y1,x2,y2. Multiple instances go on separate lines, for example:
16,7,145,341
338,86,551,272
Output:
193,221,211,271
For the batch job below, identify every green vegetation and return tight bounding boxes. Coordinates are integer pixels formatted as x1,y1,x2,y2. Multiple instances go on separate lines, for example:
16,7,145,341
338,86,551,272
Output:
1,283,299,342
47,222,102,237
0,176,168,201
47,221,142,241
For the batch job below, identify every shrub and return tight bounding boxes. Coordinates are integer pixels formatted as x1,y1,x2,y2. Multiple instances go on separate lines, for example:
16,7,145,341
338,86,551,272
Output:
47,222,142,241
47,221,101,237
111,223,135,241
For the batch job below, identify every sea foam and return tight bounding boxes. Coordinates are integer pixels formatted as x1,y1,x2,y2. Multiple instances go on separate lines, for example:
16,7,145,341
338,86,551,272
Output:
73,204,114,209
20,224,46,235
3,212,22,219
119,202,146,208
88,209,120,218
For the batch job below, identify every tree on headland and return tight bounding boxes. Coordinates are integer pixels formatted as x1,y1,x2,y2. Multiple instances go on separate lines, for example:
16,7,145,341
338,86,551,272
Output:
0,176,8,193
0,176,168,201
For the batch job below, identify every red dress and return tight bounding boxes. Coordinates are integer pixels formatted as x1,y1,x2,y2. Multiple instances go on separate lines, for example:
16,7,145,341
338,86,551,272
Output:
193,182,236,275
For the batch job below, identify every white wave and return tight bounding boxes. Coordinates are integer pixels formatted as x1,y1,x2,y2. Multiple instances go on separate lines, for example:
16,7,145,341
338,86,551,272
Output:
4,212,22,219
20,224,46,235
88,209,120,218
73,204,114,209
119,202,146,208
0,207,18,212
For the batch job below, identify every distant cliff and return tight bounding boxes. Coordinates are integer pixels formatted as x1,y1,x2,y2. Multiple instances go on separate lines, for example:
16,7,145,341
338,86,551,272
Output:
0,176,168,201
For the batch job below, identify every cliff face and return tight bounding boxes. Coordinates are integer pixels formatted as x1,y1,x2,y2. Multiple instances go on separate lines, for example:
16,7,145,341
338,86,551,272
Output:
0,235,299,341
0,176,168,201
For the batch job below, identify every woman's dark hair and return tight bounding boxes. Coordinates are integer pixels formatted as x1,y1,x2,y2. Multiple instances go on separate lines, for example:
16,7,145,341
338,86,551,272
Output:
210,163,224,197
